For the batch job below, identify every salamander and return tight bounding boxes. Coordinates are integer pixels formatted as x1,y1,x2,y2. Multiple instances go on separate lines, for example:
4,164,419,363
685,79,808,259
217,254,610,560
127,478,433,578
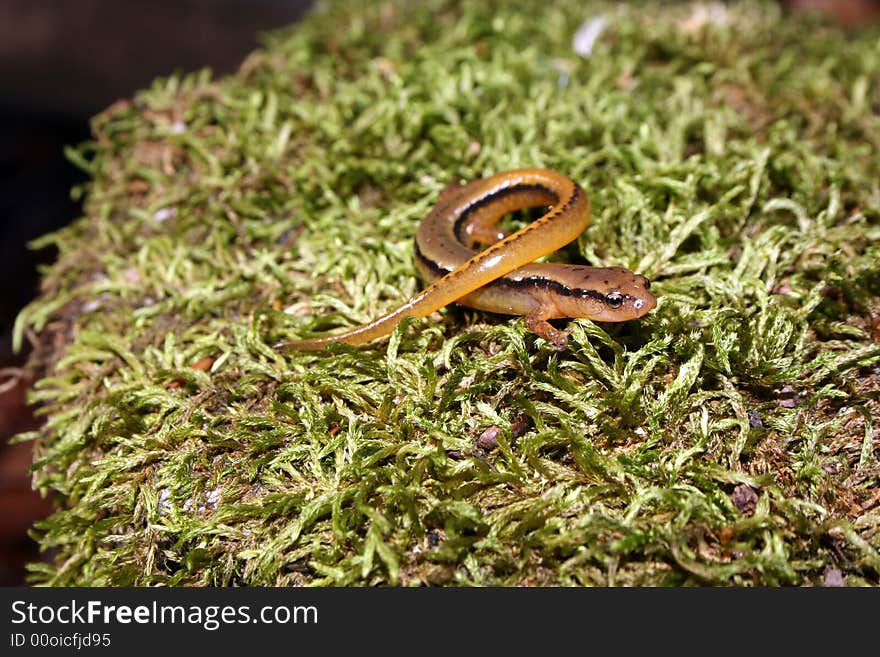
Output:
281,168,656,350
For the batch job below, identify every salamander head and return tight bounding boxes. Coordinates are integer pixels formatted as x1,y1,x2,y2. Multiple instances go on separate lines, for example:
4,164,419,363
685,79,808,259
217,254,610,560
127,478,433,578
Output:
554,266,657,322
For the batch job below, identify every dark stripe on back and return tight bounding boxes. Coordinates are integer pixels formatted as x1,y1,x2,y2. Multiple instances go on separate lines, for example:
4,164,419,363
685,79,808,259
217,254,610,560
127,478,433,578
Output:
414,243,613,303
495,276,609,302
413,243,455,276
452,183,558,243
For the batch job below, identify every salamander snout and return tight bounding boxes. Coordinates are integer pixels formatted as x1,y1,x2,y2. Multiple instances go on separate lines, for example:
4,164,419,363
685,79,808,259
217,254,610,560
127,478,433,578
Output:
557,267,657,322
602,271,656,320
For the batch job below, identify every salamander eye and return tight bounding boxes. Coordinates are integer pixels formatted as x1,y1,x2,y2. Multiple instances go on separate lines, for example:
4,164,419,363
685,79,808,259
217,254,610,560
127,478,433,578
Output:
605,292,624,308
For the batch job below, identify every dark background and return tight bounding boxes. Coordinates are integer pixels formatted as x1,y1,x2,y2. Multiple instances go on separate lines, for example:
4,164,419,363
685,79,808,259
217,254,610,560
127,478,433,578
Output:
0,0,876,586
0,0,314,586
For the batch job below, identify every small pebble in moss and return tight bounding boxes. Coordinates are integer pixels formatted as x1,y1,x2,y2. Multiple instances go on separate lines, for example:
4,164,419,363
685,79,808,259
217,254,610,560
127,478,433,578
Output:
777,385,801,408
424,565,453,586
475,426,501,451
510,417,532,439
731,484,759,516
823,568,844,587
748,409,764,428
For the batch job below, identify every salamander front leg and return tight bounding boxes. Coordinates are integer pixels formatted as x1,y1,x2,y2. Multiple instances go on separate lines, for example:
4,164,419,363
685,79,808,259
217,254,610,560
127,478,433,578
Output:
524,307,570,350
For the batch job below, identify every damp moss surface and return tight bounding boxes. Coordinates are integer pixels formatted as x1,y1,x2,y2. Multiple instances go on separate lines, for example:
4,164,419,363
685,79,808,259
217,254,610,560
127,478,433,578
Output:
14,0,880,586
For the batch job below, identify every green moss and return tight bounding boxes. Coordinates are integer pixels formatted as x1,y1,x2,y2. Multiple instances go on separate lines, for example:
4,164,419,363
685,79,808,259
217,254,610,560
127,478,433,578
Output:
15,0,880,586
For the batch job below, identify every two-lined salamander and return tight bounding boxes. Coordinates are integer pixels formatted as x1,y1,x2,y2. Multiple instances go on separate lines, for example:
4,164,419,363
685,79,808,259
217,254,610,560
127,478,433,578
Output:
282,168,656,350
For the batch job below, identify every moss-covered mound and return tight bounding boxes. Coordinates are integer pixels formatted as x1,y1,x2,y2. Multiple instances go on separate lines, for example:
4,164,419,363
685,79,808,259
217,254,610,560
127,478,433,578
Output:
15,0,880,585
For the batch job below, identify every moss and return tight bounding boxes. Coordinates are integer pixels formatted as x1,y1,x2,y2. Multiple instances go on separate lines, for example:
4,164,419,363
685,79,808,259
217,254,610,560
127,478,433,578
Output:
14,0,880,586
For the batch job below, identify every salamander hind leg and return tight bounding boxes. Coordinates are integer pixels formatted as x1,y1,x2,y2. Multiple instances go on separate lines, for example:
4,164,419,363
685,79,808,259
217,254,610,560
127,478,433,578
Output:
524,307,570,350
